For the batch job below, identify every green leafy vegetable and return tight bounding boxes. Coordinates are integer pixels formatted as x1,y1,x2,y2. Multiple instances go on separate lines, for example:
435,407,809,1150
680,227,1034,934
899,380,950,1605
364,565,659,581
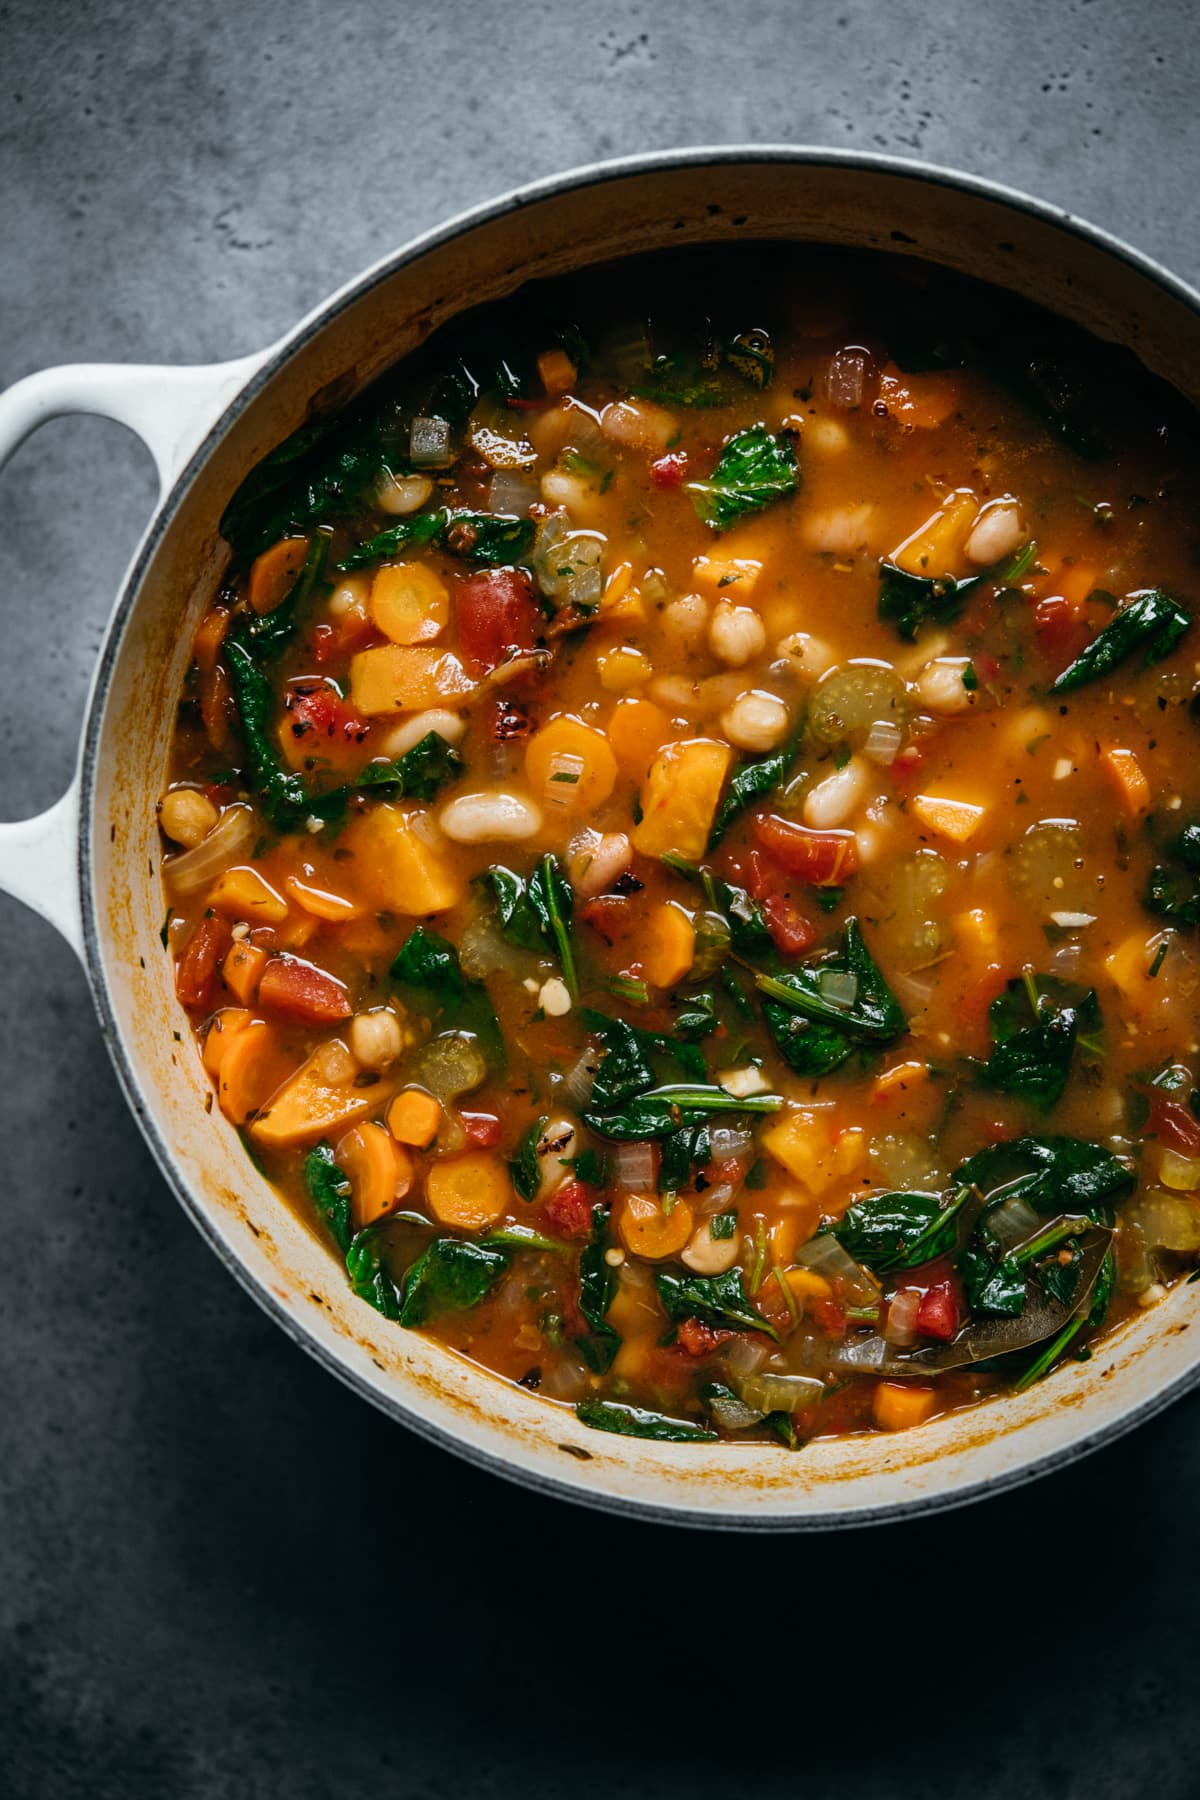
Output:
1050,588,1191,693
585,1015,656,1112
655,1267,779,1340
981,973,1103,1110
663,855,773,963
688,425,800,532
304,1142,353,1253
708,727,804,849
575,1398,716,1442
658,1121,711,1193
341,507,536,571
583,1084,781,1143
1145,822,1200,926
221,420,392,560
576,1206,621,1373
398,1236,510,1327
831,1185,971,1273
484,856,577,996
877,541,1036,642
755,917,907,1076
509,1116,548,1204
346,1229,401,1319
390,928,505,1074
953,1135,1135,1225
358,731,464,803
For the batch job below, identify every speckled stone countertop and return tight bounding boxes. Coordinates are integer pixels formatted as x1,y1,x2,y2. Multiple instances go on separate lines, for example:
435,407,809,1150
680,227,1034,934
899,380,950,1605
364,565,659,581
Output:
3,3,1199,1794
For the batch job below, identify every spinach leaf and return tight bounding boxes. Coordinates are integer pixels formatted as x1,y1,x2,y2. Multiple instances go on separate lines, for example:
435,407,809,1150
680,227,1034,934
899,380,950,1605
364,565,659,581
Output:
398,1236,510,1327
981,974,1102,1111
658,1122,711,1194
1145,822,1200,926
953,1135,1134,1225
878,541,1036,642
484,856,577,996
358,731,464,803
831,1185,970,1273
583,1084,781,1142
482,867,544,950
1050,589,1191,693
756,917,906,1075
221,421,392,560
575,1398,716,1442
674,990,719,1040
340,508,535,571
663,855,772,963
509,1116,548,1204
304,1142,353,1254
390,928,505,1074
655,1266,779,1340
584,1014,656,1111
576,1205,621,1373
346,1229,402,1319
959,1245,1028,1318
708,728,804,849
688,425,800,532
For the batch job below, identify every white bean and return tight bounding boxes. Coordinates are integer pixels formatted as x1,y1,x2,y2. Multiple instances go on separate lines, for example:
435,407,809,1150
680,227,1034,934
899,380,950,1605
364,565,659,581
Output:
570,830,633,897
662,592,710,643
681,1219,741,1275
804,417,850,457
378,709,468,759
800,503,876,555
721,690,791,752
774,631,837,680
965,498,1024,567
599,398,677,453
538,977,572,1017
803,755,871,828
536,1117,578,1195
349,1008,404,1070
376,472,434,516
327,575,371,619
439,791,543,843
708,600,766,667
915,657,978,716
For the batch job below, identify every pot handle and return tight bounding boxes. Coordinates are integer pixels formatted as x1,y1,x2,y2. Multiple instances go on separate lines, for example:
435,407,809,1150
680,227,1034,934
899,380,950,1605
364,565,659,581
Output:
0,350,271,963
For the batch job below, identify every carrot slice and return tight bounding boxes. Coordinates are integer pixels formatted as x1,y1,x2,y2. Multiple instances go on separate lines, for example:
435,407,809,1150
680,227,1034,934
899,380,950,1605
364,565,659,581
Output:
247,537,309,616
249,1041,376,1148
426,1152,510,1231
525,715,618,812
615,1192,693,1260
216,1021,297,1126
335,1122,413,1228
387,1089,443,1148
222,939,268,1005
641,902,695,989
201,1006,253,1077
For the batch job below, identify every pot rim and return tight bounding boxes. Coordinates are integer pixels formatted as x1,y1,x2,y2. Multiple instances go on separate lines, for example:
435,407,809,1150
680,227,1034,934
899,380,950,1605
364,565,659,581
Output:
77,144,1200,1530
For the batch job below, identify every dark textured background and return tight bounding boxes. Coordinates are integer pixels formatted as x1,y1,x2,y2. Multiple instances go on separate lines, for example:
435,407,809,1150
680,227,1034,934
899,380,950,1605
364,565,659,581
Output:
3,3,1199,1795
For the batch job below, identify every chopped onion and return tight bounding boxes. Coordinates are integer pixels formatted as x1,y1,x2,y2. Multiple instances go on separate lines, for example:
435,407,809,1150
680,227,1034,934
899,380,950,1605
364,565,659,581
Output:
824,347,870,409
984,1194,1043,1250
721,1334,771,1380
795,1234,881,1304
830,1334,890,1372
707,1387,765,1431
164,803,255,896
1049,911,1097,929
533,513,607,602
1158,1148,1200,1193
409,415,453,467
538,1350,592,1402
862,716,903,765
696,1181,737,1218
543,750,586,810
562,1049,597,1110
891,971,935,1011
870,1131,943,1190
611,1140,657,1192
467,405,536,470
488,468,539,515
884,1287,922,1346
817,969,859,1011
458,913,534,981
709,1127,755,1162
738,1371,824,1414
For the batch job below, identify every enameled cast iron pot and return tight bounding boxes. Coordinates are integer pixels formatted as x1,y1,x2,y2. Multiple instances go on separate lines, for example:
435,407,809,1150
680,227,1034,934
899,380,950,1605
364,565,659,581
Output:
5,148,1200,1529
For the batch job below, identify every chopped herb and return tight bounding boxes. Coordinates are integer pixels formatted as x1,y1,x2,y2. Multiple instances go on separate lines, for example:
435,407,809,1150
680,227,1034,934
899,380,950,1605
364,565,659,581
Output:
687,425,800,532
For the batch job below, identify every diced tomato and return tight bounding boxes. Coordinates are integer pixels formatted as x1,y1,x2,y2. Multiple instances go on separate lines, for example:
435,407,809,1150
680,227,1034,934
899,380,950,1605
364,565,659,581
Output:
1034,596,1091,675
455,568,542,675
1145,1089,1200,1156
579,895,630,946
890,746,924,786
676,1317,733,1358
752,814,859,886
175,914,232,1011
811,1297,847,1338
762,892,818,956
650,452,688,488
257,955,352,1024
916,1279,959,1342
545,1179,595,1239
284,680,369,749
461,1111,503,1149
957,963,1009,1031
313,615,378,664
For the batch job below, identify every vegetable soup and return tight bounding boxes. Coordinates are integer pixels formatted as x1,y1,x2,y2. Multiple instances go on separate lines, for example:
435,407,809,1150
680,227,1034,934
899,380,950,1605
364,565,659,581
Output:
161,247,1200,1448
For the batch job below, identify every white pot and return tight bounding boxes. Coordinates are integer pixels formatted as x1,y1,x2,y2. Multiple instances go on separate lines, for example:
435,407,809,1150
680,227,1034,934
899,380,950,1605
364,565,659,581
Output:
4,148,1198,1529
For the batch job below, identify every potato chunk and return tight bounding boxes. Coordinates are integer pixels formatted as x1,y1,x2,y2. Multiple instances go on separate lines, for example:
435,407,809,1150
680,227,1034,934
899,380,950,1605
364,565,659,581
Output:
631,738,732,860
341,804,463,915
349,645,474,714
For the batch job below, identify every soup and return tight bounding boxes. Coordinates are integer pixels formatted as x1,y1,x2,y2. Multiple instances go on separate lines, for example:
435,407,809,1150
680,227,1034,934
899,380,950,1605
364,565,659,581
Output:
159,248,1200,1447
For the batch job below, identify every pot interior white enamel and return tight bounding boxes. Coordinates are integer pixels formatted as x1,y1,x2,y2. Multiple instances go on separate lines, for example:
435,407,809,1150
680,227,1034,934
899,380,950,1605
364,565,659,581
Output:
78,152,1200,1526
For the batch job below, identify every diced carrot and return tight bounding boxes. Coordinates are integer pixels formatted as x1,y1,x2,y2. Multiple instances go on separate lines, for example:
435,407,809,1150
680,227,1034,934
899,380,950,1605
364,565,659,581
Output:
217,1021,298,1127
284,874,363,922
910,793,986,845
1099,746,1151,818
335,1122,412,1228
606,697,673,780
641,902,696,989
387,1088,443,1148
1057,560,1097,608
207,866,290,925
192,603,231,671
348,645,475,714
872,1060,930,1104
537,347,577,395
175,914,233,1010
335,912,397,959
247,537,309,616
615,1192,694,1260
525,714,618,812
341,803,463,916
872,1381,937,1431
877,364,960,430
272,911,320,952
201,1007,253,1077
691,554,762,597
631,738,733,861
257,956,352,1024
427,1151,510,1230
370,563,450,645
250,1040,376,1147
221,937,268,1004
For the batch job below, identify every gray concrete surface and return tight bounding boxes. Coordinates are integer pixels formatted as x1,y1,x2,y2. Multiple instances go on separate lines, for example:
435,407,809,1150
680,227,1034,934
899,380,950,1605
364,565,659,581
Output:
2,2,1199,1795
